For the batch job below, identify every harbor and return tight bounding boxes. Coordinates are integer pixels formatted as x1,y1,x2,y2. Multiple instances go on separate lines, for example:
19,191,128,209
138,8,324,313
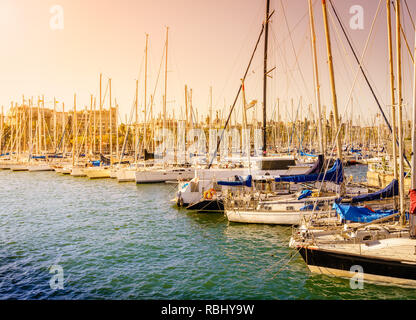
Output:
2,0,416,302
2,164,416,300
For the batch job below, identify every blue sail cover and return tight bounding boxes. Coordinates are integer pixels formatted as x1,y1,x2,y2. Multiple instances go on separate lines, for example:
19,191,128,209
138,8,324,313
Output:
350,179,398,204
274,159,343,185
217,175,252,187
333,203,396,223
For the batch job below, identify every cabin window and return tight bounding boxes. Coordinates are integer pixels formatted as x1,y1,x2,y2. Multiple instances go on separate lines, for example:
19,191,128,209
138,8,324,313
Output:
286,206,294,211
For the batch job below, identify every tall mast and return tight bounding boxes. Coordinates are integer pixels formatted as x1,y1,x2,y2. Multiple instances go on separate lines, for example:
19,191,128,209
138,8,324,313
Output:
99,73,103,157
262,0,270,155
164,27,169,130
41,96,46,153
322,0,343,194
144,34,149,150
109,78,113,161
62,102,65,155
209,86,213,129
410,17,416,236
53,97,57,151
308,0,324,155
72,94,77,166
93,98,96,155
135,79,139,163
116,101,119,160
396,0,406,225
89,95,93,157
386,0,398,183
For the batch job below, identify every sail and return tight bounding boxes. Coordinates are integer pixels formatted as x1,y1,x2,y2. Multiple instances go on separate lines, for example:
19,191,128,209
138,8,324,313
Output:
349,179,398,203
217,175,252,187
274,159,343,185
333,203,396,223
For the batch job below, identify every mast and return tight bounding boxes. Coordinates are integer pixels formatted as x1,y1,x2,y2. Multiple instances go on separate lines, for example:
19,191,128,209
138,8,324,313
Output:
135,79,139,164
62,102,65,155
144,34,148,151
322,0,343,193
262,0,270,155
54,97,57,151
387,0,398,183
109,78,112,162
396,0,406,225
72,94,77,166
99,73,103,157
410,15,416,236
209,86,213,129
42,95,46,152
308,0,324,155
89,95,93,157
163,27,169,130
116,101,119,160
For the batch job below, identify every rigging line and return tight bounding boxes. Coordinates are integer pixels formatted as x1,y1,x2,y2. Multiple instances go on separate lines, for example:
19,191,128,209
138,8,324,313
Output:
149,41,166,119
329,0,411,169
214,2,265,109
391,0,414,63
271,28,307,105
327,5,370,119
404,0,415,30
207,15,268,169
279,0,313,104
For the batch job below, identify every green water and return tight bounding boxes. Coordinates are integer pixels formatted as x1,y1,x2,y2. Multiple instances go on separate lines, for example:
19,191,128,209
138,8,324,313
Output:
0,166,415,299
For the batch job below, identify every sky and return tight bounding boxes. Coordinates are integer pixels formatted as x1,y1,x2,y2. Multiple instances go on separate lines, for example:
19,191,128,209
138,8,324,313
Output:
0,0,416,125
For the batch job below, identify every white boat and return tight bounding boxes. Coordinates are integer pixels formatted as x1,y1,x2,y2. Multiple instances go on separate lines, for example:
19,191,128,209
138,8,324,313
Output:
225,193,337,225
27,164,54,172
71,166,87,177
135,166,194,184
175,156,314,207
85,166,111,179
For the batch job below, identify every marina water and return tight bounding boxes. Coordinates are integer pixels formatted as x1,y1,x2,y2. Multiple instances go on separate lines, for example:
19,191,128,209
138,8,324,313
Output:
1,165,415,299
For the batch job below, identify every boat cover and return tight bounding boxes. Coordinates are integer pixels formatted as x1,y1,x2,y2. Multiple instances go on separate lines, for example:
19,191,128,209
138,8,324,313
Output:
350,179,398,203
333,203,396,223
217,175,252,187
274,159,343,185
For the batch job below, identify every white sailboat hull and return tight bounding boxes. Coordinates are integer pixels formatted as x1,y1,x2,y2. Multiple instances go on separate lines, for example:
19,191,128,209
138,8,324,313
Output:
135,168,194,183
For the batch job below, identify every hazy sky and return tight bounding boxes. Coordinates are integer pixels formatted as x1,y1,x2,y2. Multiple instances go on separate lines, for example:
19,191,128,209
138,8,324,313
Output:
1,0,416,125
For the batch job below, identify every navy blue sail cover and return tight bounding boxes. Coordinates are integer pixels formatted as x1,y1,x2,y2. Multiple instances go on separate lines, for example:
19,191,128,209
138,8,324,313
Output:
217,175,252,187
350,179,398,203
274,159,343,185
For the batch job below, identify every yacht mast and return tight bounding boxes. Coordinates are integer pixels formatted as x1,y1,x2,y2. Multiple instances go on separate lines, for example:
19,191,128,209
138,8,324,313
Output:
322,0,344,194
410,16,416,236
396,0,406,225
262,0,270,155
308,0,324,155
